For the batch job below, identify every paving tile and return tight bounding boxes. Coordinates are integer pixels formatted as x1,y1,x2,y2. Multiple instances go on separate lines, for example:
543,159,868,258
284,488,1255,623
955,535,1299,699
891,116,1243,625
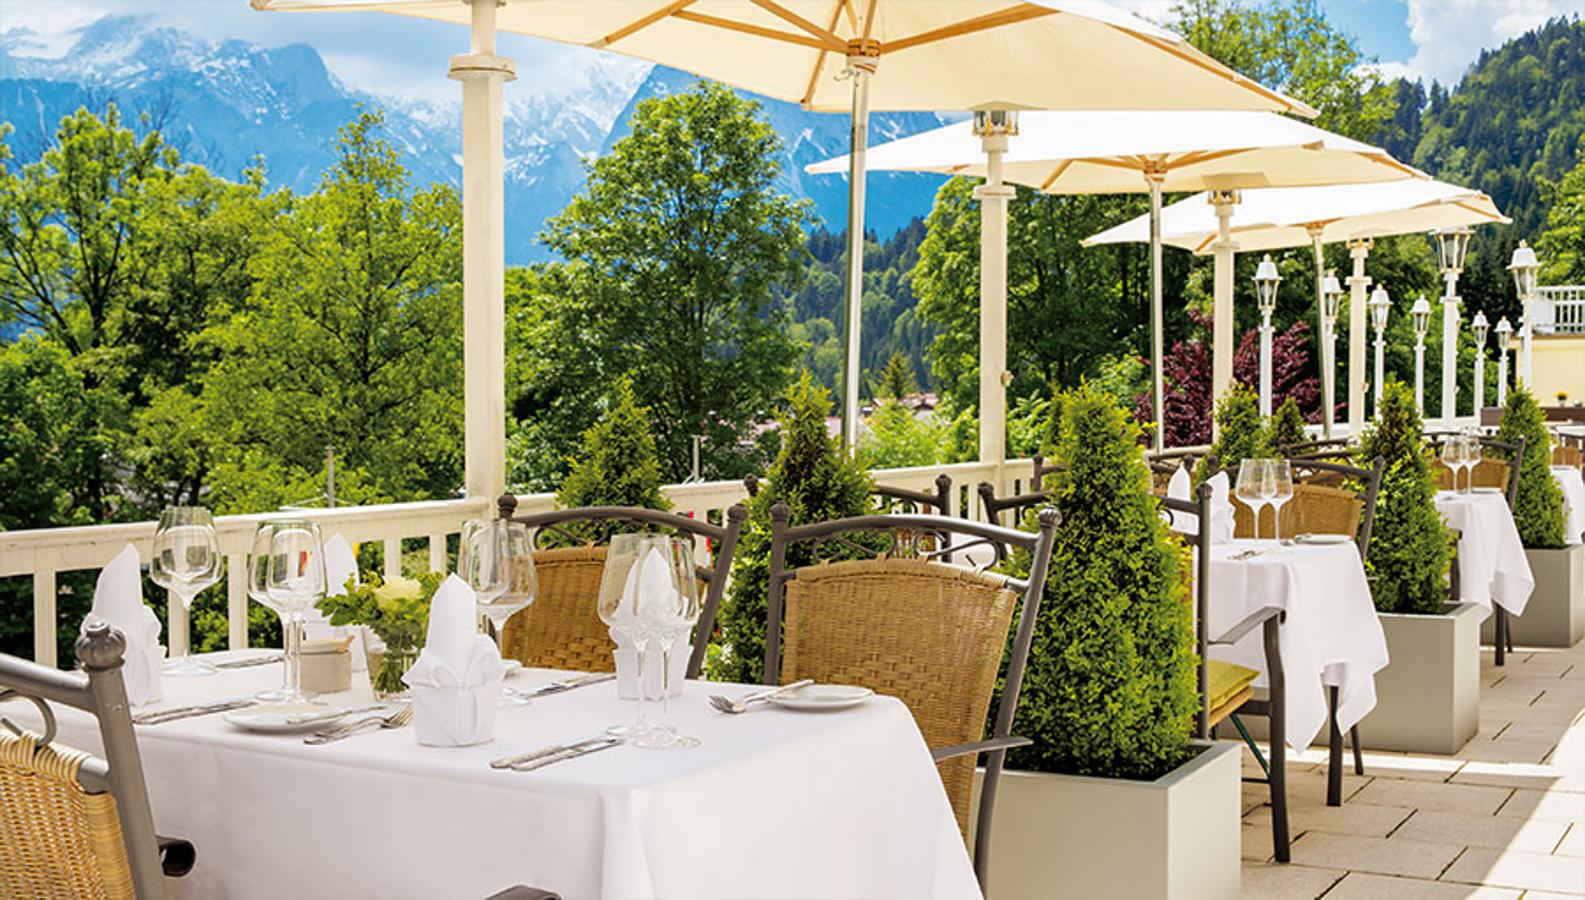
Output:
1498,789,1585,824
1453,762,1585,793
1456,738,1557,765
1390,809,1570,853
1286,832,1463,880
1440,845,1585,893
1243,801,1412,839
1495,722,1576,745
1351,779,1513,816
1239,861,1343,899
1359,754,1465,783
1557,823,1584,858
1321,872,1520,899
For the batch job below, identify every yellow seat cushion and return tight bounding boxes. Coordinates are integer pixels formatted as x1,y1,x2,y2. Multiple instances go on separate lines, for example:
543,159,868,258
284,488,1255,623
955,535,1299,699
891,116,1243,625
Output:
1207,659,1259,716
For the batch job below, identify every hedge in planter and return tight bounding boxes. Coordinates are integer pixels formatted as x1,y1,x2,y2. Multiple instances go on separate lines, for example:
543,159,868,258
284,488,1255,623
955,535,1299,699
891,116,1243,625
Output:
1493,388,1567,549
1195,386,1270,481
713,372,873,683
1356,381,1455,614
1010,384,1197,779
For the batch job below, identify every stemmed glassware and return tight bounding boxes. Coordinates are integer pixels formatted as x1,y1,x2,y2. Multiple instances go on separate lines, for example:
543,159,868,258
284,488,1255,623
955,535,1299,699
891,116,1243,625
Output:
258,519,327,705
150,507,222,676
1266,460,1294,541
247,526,291,702
635,537,701,751
597,534,701,749
1236,460,1271,540
458,518,538,706
1459,433,1480,494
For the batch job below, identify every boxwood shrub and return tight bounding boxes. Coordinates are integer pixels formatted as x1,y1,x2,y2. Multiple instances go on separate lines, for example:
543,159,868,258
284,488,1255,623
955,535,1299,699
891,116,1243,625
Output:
1196,385,1270,481
1493,388,1566,549
1356,381,1455,614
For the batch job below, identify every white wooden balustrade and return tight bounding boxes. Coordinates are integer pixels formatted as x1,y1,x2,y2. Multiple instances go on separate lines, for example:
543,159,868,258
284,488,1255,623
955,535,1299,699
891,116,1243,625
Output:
2,460,1014,667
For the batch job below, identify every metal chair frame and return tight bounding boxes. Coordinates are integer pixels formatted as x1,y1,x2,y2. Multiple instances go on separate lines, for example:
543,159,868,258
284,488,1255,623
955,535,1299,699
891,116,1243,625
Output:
495,497,747,678
763,503,1060,892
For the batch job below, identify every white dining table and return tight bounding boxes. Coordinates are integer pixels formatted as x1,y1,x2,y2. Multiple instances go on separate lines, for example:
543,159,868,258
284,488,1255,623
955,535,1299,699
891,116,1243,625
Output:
38,657,980,900
1206,539,1388,752
1433,490,1535,617
1551,465,1585,545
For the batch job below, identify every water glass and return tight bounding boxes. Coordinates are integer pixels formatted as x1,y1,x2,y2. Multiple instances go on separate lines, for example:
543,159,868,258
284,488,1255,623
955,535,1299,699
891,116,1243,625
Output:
1236,460,1270,539
1265,460,1294,541
150,507,221,677
458,518,537,706
597,534,700,748
259,519,327,704
247,525,291,701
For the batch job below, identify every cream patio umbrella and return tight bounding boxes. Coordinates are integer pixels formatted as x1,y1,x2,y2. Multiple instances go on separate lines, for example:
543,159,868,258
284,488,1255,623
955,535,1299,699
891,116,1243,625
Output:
807,110,1421,449
255,0,1316,466
1084,179,1509,438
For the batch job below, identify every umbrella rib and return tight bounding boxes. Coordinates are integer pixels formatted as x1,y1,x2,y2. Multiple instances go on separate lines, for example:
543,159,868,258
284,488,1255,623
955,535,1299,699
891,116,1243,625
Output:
1170,147,1257,169
752,0,847,50
801,0,852,106
861,0,878,42
1120,30,1313,117
672,10,831,50
840,0,858,32
886,4,1056,54
595,0,697,48
1038,159,1074,191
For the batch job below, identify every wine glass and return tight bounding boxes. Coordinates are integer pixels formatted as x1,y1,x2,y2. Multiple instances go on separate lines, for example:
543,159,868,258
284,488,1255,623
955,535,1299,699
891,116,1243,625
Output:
1460,433,1480,494
247,525,291,702
1266,460,1294,542
1441,435,1467,493
260,519,327,705
633,537,701,751
1236,460,1270,540
150,507,222,676
597,534,674,739
458,519,537,706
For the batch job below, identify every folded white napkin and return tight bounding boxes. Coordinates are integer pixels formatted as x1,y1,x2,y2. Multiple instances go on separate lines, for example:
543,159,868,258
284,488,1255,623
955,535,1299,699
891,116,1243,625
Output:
87,545,163,706
403,574,502,746
612,627,689,699
1166,469,1235,543
304,534,365,671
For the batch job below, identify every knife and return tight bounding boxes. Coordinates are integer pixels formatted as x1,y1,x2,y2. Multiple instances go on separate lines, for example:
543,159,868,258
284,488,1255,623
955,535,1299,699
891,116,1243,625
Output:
526,672,616,698
490,734,611,769
133,697,256,725
283,704,389,725
509,737,622,772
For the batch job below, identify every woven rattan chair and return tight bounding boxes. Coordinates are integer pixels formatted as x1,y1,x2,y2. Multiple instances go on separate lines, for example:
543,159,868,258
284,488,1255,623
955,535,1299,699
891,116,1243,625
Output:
763,503,1060,892
0,620,191,899
1163,484,1291,863
1554,445,1583,468
494,498,747,678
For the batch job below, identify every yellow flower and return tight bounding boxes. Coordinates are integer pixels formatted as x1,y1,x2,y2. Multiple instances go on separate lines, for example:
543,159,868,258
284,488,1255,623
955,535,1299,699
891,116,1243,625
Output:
374,576,423,612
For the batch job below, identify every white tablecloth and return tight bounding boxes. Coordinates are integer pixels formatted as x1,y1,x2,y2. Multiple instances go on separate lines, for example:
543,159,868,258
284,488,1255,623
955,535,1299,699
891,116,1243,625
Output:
1434,490,1535,617
38,660,979,900
1207,539,1388,752
1552,466,1585,545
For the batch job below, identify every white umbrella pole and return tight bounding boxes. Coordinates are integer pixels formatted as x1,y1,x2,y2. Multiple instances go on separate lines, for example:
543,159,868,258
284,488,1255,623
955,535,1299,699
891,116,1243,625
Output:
839,67,871,449
1210,191,1238,438
1147,174,1166,449
1346,239,1371,436
1312,229,1332,439
977,131,1013,475
453,0,514,499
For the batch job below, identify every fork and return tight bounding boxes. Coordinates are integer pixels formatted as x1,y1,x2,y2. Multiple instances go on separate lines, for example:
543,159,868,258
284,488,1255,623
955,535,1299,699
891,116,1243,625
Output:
708,679,815,715
303,706,413,745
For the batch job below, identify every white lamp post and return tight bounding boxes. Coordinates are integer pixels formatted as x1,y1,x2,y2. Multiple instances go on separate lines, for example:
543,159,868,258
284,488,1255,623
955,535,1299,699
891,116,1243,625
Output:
1508,240,1540,388
1320,268,1344,437
1433,226,1471,426
1470,310,1489,421
1253,254,1282,418
1411,294,1432,413
1369,285,1391,416
1495,316,1513,406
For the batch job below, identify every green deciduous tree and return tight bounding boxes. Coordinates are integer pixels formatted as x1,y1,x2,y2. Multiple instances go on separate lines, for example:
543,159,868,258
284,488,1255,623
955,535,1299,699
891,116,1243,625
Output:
1538,134,1585,284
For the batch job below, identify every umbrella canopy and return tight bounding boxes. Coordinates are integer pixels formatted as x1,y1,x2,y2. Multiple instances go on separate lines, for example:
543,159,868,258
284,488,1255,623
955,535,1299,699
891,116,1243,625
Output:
1082,180,1509,254
807,109,1417,191
254,1,1317,116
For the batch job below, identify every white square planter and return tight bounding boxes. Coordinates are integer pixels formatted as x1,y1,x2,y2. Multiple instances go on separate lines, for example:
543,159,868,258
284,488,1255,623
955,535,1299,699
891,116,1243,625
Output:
1481,545,1585,648
1356,603,1481,755
969,740,1241,900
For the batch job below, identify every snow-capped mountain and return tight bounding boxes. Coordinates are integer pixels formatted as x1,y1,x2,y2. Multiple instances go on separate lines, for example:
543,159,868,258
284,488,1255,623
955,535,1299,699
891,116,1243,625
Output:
1,16,945,262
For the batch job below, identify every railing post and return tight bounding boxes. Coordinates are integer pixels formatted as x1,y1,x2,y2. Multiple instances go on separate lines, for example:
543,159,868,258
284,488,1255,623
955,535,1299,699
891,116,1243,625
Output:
384,538,403,581
226,552,248,650
428,533,447,574
33,570,57,667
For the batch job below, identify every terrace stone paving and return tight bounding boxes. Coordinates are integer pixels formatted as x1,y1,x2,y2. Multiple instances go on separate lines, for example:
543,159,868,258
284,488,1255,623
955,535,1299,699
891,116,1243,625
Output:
1242,641,1585,898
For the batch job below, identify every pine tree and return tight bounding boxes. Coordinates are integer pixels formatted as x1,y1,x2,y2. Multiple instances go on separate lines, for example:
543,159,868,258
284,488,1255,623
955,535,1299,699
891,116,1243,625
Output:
876,351,918,401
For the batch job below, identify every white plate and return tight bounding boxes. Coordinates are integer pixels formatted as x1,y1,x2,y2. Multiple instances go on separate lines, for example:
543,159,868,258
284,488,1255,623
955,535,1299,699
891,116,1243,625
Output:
1293,533,1353,545
223,704,348,734
766,684,874,711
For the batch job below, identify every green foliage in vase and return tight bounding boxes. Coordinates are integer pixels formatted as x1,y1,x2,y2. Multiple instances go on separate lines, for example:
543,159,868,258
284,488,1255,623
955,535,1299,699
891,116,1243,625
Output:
1357,381,1455,614
1493,388,1567,549
713,372,873,683
318,571,444,696
1007,384,1196,779
1268,397,1309,453
1196,386,1271,480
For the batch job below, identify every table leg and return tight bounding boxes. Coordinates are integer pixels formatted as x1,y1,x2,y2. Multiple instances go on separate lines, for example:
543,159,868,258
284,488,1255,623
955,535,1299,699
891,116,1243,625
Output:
1326,686,1343,807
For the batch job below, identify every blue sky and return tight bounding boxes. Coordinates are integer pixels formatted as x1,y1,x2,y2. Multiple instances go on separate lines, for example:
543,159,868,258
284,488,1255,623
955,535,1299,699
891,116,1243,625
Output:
1,0,1577,103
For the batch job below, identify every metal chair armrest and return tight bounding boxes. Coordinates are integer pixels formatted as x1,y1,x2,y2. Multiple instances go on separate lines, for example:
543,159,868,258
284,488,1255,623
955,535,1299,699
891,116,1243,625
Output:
1210,606,1284,646
931,735,1033,763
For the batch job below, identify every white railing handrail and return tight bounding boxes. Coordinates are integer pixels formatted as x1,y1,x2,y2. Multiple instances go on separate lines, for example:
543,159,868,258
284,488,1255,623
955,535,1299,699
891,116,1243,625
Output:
1535,286,1585,335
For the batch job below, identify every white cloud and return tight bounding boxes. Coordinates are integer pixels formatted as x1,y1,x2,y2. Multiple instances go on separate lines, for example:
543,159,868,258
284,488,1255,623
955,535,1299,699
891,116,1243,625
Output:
1398,0,1579,84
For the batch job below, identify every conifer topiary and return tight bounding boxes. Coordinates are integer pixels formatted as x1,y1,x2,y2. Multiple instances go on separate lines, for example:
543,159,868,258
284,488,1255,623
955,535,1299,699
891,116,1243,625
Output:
1356,380,1455,614
1493,388,1566,549
557,379,671,513
1196,385,1270,481
714,372,873,682
1009,384,1197,779
1269,396,1309,453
